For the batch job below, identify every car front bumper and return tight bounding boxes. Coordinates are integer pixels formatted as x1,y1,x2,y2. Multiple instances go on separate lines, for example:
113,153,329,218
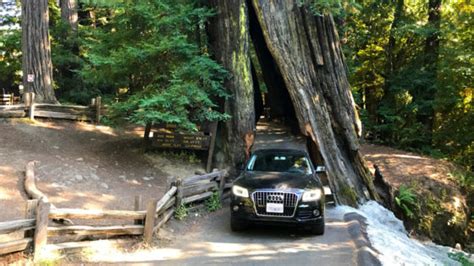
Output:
230,195,324,226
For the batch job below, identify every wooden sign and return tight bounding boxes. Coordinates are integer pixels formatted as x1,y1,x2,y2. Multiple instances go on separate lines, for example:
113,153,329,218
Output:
152,132,211,150
144,122,218,172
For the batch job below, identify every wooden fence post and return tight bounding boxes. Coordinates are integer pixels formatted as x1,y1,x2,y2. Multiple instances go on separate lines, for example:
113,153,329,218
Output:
33,199,50,262
95,96,101,124
206,122,218,172
143,200,158,245
134,195,143,225
24,199,38,238
175,178,183,207
218,172,227,200
24,92,35,120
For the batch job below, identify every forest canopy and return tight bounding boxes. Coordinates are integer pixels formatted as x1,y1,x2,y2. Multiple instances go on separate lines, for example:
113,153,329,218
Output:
0,0,472,171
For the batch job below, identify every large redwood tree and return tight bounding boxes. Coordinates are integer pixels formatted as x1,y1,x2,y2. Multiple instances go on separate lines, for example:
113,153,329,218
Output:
209,0,377,205
21,0,57,103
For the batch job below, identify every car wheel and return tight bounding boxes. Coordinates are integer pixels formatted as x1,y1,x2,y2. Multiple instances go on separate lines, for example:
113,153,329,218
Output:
231,216,248,232
311,218,325,235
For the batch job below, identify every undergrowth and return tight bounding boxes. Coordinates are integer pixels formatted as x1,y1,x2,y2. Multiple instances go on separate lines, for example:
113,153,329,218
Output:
205,191,221,212
174,203,188,220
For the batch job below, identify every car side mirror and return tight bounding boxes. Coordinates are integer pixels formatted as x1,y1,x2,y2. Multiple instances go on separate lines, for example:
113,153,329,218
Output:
315,166,326,173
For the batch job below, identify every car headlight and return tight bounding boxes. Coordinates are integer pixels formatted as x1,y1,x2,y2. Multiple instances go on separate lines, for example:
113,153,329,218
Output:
232,185,249,198
302,189,322,202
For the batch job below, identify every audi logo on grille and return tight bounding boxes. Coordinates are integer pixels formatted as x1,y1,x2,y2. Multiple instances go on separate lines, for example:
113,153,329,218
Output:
266,195,284,201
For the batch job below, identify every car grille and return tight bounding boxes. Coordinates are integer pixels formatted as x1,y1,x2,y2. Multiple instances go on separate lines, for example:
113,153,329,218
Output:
252,191,298,217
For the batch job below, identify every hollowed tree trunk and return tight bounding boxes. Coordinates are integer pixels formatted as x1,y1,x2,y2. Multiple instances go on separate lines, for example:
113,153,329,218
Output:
250,1,377,205
21,0,57,103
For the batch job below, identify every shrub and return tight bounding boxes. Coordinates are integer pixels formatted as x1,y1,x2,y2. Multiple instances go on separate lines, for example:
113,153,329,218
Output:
174,203,188,221
205,191,221,212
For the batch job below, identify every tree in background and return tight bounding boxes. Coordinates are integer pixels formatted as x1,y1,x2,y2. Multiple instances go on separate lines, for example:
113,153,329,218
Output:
80,0,229,130
343,0,473,171
21,0,57,103
60,0,78,32
0,0,21,94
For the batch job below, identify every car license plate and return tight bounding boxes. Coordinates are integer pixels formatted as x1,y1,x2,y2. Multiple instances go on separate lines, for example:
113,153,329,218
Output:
266,203,284,213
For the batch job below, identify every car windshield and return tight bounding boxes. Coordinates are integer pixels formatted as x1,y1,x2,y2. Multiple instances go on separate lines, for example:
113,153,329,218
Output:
246,153,313,175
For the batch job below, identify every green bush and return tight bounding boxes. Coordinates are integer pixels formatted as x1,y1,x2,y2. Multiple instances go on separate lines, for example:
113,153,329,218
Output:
174,203,188,221
448,252,474,266
205,191,222,212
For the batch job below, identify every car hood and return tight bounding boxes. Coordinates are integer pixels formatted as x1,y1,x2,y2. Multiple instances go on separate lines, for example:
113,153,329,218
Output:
234,171,320,191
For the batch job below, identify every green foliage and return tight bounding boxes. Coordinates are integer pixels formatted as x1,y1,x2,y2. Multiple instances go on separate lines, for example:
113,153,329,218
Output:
449,171,474,192
81,0,229,130
205,191,221,212
0,1,21,93
448,252,474,266
341,0,473,171
174,203,188,221
395,185,419,219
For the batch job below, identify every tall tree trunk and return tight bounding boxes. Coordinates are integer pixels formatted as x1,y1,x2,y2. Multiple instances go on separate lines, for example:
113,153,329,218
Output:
60,0,78,32
385,0,404,85
208,0,256,172
21,0,57,103
420,0,441,139
249,1,377,205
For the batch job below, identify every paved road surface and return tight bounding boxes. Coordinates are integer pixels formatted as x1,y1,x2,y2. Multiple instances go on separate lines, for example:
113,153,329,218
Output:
100,206,357,265
161,207,356,265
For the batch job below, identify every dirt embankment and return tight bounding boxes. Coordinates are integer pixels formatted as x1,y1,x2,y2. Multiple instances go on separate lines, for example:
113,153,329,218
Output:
361,144,473,251
0,119,203,222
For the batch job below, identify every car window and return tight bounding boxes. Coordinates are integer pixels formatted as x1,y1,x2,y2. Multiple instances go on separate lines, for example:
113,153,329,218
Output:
247,153,313,174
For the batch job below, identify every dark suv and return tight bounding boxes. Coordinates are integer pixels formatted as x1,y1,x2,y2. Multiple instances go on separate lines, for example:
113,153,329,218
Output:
230,148,325,235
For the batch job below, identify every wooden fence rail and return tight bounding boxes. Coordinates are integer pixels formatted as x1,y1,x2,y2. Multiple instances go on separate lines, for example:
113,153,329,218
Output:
49,209,146,220
0,219,35,235
0,93,103,122
0,163,231,260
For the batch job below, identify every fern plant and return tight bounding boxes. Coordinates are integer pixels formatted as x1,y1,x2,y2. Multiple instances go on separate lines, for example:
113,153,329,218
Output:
395,185,419,219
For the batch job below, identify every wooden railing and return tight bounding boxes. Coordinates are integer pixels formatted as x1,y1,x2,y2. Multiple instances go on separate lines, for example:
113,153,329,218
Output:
0,93,103,122
0,163,230,261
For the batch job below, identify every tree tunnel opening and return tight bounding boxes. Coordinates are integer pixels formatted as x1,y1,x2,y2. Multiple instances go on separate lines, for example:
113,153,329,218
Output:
247,0,328,184
248,0,297,132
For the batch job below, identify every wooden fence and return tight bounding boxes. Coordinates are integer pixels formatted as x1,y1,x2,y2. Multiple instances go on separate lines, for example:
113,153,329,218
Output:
0,93,103,123
0,163,230,261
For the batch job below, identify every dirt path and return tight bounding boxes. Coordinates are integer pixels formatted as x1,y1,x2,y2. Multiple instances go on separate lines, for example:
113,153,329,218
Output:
0,119,201,223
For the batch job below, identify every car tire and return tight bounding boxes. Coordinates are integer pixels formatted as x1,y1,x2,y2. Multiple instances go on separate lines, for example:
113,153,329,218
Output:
231,216,248,232
311,218,325,235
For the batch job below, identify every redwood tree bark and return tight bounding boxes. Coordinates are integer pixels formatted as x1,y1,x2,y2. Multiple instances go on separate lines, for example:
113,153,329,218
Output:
208,0,256,171
21,0,57,103
250,1,377,205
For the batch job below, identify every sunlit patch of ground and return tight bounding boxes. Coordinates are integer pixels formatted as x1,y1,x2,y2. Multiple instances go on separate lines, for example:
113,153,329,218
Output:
361,144,458,189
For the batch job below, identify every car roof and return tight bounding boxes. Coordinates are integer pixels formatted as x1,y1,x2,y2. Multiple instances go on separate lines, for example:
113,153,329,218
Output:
252,148,308,156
